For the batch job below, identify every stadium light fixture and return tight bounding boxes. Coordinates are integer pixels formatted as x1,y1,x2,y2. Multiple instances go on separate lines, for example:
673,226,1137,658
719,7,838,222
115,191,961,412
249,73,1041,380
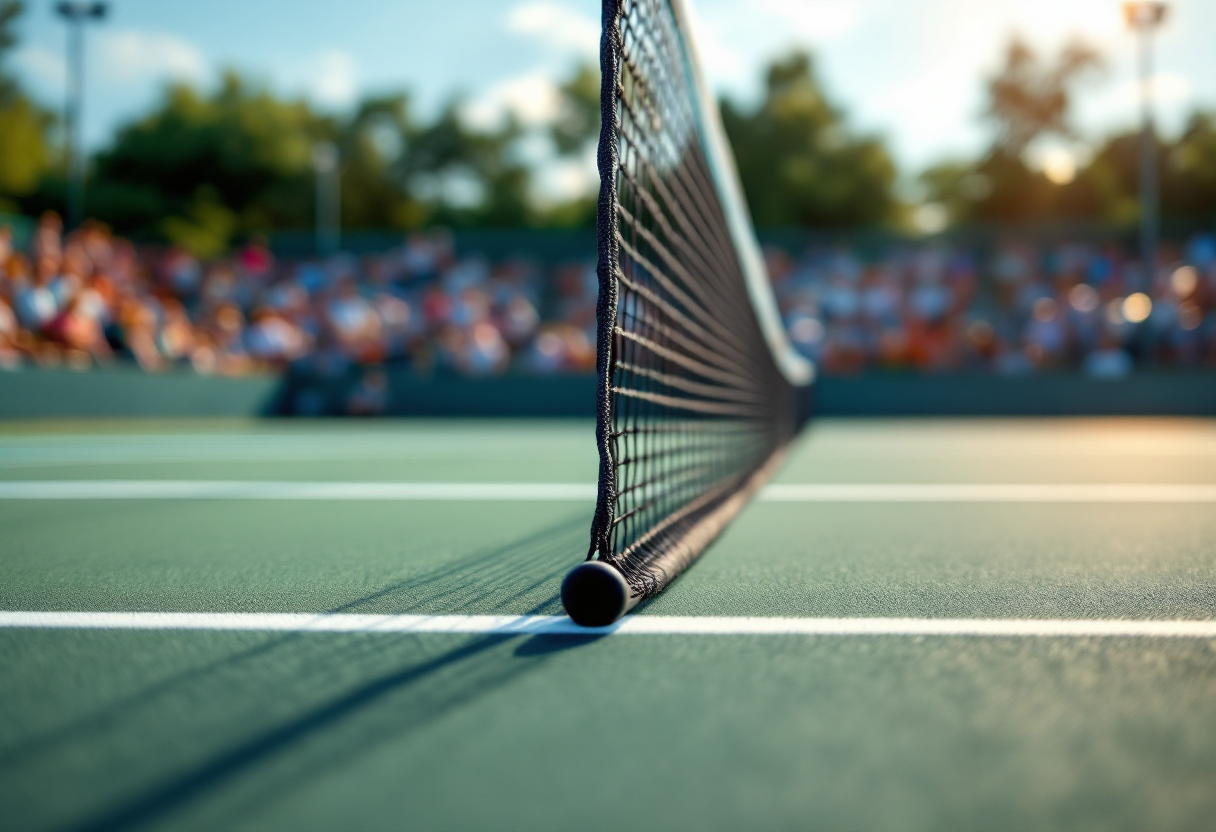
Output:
312,142,340,256
1122,1,1168,286
54,1,108,231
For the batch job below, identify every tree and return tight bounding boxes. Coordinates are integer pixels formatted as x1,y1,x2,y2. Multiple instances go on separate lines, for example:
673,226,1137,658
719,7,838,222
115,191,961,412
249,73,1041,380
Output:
82,62,574,248
1055,111,1216,226
87,73,332,252
550,63,599,156
538,62,600,227
1165,111,1216,222
720,52,898,228
920,36,1105,225
395,101,535,228
335,93,424,230
0,1,57,212
0,0,21,105
984,36,1103,158
920,152,1059,225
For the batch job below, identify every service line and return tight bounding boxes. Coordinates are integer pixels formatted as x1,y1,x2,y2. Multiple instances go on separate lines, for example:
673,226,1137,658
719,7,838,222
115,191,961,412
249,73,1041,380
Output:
1,611,1215,638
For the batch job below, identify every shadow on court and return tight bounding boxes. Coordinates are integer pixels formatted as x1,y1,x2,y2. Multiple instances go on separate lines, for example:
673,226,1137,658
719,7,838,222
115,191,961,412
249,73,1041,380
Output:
0,513,602,832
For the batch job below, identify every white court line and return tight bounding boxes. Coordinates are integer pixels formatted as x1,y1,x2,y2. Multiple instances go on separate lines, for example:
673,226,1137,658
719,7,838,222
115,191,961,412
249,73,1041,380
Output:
1,611,1214,637
759,483,1216,502
2,481,1216,501
0,481,597,501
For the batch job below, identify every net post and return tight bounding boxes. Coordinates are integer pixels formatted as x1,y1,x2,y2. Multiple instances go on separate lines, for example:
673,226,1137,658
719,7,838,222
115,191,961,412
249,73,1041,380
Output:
561,560,633,627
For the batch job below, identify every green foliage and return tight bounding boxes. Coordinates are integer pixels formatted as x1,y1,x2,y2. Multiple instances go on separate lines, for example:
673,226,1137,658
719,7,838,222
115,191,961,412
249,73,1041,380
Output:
920,151,1057,225
0,95,55,209
0,1,57,211
1166,112,1216,220
532,193,596,229
88,73,330,249
1054,132,1144,224
924,110,1216,229
550,63,599,157
0,0,22,106
1055,116,1216,225
335,93,421,230
721,52,898,228
86,68,553,248
395,103,534,227
158,186,238,258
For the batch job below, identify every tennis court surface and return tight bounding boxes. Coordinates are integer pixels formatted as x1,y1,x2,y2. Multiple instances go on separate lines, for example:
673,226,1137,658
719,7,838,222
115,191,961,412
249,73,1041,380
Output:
2,417,1215,831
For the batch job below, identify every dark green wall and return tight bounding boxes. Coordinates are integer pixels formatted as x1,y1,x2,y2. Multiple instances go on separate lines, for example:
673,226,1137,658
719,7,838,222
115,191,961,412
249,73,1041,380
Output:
2,367,1214,419
0,367,284,419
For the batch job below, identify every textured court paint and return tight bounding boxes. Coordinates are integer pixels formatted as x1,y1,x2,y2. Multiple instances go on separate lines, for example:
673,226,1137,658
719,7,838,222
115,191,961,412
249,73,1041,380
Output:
3,419,1215,485
3,629,1215,832
3,501,1216,621
1,420,1215,832
3,481,1216,502
3,611,1216,637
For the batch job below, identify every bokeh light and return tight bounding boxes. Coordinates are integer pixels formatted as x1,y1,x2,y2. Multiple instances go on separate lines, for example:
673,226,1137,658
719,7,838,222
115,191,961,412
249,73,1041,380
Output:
1032,297,1059,322
1122,292,1152,323
1170,265,1199,298
1069,284,1100,313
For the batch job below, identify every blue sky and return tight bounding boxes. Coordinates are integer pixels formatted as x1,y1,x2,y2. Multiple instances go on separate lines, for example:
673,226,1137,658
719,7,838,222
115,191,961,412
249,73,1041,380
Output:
10,0,1216,190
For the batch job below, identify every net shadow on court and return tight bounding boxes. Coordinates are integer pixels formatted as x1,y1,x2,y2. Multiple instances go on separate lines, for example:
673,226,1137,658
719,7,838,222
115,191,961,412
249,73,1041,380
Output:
2,514,605,832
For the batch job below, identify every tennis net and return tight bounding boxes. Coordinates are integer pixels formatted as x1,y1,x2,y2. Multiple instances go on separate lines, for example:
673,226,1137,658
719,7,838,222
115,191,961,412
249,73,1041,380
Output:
561,0,815,626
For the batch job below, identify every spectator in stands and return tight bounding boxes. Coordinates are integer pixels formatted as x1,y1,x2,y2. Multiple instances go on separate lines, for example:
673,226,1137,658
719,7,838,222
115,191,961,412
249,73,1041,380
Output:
0,217,1213,387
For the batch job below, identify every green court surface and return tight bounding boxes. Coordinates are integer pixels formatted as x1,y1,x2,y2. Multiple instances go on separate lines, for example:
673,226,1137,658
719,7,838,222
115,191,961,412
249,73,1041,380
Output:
1,418,1215,831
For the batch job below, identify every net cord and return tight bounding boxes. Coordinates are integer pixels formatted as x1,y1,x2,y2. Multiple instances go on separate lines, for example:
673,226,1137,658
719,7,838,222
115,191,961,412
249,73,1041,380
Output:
667,0,815,388
587,0,624,562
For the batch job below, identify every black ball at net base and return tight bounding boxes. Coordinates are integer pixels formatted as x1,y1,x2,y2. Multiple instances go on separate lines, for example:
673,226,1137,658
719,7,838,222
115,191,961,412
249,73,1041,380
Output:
561,561,632,627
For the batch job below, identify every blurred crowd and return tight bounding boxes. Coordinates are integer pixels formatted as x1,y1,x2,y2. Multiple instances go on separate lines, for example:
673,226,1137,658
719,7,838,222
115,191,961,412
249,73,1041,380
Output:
0,214,598,384
771,233,1216,376
2,212,1215,392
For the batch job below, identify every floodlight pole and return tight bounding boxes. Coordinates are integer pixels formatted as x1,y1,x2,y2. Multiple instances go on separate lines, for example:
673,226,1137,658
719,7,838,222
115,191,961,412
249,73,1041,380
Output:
312,142,340,256
55,2,108,231
1124,1,1167,286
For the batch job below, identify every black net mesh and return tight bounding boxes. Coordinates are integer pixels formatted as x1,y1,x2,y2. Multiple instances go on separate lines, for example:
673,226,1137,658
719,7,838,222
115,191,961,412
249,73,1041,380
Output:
587,0,806,602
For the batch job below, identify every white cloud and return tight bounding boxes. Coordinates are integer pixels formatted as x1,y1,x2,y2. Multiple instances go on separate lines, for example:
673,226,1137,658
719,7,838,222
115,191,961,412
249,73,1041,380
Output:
506,1,599,58
752,0,873,43
691,0,878,104
533,144,598,205
13,45,67,89
462,72,562,131
683,2,747,89
864,60,988,167
310,50,358,107
97,30,207,84
1125,72,1192,107
995,0,1128,51
1080,71,1194,138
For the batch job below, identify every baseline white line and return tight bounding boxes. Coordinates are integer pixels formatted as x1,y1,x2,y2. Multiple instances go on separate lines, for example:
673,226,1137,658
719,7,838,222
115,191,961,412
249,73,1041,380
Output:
759,483,1216,502
0,481,597,501
2,481,1216,502
1,611,1214,638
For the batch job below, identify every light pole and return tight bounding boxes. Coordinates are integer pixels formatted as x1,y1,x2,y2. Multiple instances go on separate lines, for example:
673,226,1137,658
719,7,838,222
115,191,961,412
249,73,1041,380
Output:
311,142,340,256
1122,1,1167,286
54,1,107,231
